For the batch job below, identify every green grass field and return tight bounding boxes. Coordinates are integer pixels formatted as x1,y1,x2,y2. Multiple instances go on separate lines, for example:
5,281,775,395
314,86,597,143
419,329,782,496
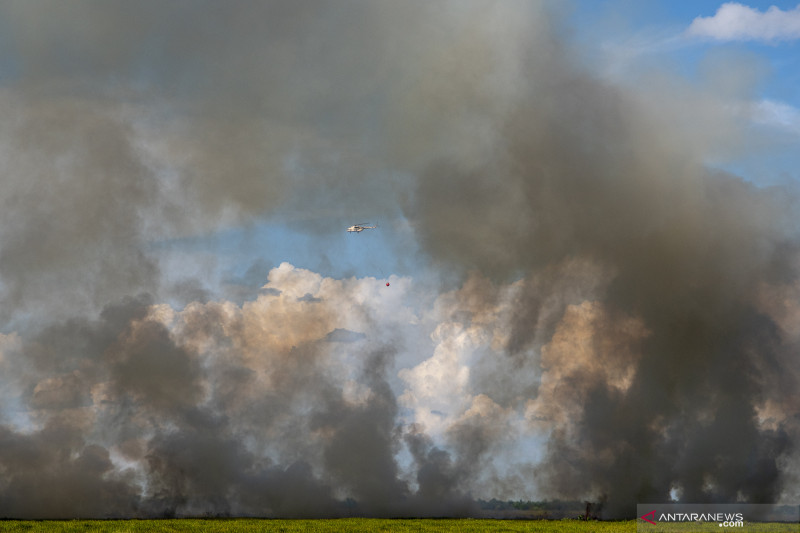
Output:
0,518,638,532
3,518,796,532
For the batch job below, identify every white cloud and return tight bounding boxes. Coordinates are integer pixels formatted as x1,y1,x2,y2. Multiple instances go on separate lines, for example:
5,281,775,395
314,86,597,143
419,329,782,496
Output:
723,97,800,138
751,98,800,133
687,2,800,42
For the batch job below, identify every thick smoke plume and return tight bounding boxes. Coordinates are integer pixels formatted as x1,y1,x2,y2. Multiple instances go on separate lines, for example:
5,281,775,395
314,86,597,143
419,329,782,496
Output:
0,0,797,519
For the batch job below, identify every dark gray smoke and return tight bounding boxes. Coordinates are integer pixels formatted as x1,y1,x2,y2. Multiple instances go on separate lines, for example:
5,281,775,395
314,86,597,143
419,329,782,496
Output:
407,18,800,518
0,0,797,519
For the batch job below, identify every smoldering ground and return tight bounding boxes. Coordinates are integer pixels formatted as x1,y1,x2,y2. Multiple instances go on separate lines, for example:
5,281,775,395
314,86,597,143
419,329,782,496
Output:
0,0,798,519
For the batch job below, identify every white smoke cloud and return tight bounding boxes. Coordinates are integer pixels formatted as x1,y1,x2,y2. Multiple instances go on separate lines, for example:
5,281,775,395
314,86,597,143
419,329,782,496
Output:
166,263,560,509
0,261,582,515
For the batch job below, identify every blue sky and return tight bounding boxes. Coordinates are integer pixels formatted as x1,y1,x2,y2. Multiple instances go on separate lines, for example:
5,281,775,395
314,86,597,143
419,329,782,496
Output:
570,2,800,123
568,1,799,180
593,1,799,106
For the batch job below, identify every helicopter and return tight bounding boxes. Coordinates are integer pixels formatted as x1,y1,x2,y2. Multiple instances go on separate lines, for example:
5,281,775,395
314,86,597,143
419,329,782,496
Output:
346,223,377,233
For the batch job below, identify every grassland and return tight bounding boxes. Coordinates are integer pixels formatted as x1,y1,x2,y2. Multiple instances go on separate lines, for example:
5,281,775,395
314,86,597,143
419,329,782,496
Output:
0,518,638,532
3,518,797,532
